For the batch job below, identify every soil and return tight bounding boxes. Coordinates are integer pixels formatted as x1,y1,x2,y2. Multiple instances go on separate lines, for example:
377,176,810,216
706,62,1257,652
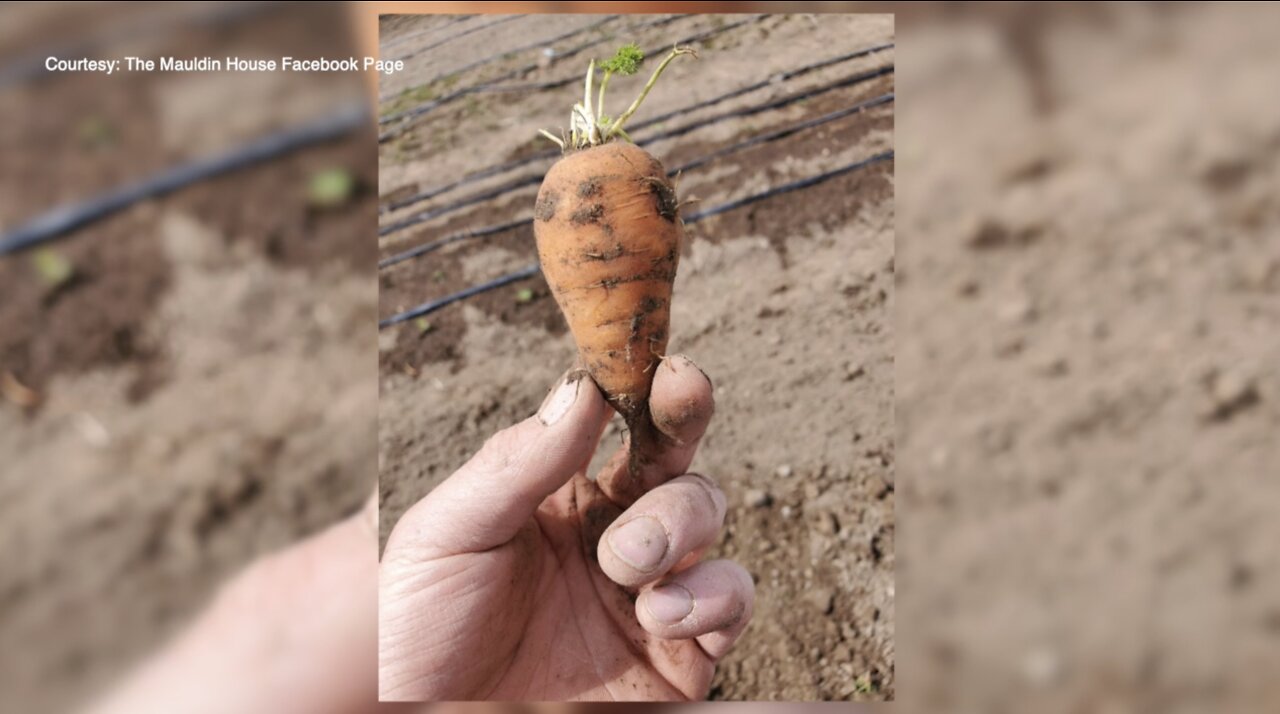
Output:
896,3,1280,713
0,6,376,713
378,14,895,701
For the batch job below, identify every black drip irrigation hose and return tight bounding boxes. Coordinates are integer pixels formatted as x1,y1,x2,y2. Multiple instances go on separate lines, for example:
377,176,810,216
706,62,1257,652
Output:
465,14,771,98
379,15,623,104
379,149,894,328
380,174,541,237
380,15,473,54
379,218,531,270
379,63,893,235
670,92,894,175
380,41,892,210
380,263,541,329
628,42,893,133
388,16,522,63
377,92,895,267
378,14,769,137
382,149,559,213
682,149,893,223
639,64,894,146
373,13,624,128
0,104,369,257
455,14,692,95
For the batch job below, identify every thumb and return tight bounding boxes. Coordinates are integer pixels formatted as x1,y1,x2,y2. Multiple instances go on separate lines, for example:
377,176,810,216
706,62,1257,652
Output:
385,369,608,559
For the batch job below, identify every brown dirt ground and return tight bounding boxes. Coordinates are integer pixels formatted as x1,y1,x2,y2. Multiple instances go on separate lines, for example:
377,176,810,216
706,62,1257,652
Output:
378,14,895,701
0,6,376,713
896,3,1280,713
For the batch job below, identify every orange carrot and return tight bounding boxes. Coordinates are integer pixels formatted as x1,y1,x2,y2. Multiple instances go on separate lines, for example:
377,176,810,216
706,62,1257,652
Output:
534,45,694,501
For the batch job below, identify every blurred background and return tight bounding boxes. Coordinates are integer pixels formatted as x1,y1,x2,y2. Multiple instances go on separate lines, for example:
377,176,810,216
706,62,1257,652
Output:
895,3,1280,713
0,3,376,712
2,1,1279,713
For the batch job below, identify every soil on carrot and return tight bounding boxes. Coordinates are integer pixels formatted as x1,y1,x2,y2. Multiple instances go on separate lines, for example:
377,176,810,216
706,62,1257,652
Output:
378,13,895,701
0,6,375,713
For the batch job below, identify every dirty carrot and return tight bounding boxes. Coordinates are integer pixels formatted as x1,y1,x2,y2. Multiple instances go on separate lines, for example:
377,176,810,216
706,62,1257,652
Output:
534,44,695,501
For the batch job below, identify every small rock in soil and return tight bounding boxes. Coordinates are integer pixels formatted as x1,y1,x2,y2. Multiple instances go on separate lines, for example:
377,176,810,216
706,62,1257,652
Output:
808,586,836,614
1033,355,1069,377
744,488,773,508
775,463,794,479
1203,369,1260,421
814,511,839,535
998,295,1037,323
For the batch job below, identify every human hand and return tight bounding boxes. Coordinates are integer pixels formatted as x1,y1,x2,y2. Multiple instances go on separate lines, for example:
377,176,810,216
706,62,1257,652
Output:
378,355,754,701
85,496,416,714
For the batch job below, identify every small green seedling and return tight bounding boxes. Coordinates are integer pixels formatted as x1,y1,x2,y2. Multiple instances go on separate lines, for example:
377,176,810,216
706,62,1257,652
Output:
514,287,535,304
308,168,356,208
31,248,75,288
76,116,116,150
414,317,433,335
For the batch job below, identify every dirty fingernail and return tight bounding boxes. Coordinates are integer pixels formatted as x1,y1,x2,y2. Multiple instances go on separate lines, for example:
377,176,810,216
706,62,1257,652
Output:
645,583,694,624
538,373,580,426
671,353,712,388
607,516,668,572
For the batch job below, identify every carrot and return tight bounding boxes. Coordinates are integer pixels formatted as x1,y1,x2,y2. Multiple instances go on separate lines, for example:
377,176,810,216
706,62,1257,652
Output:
534,44,695,503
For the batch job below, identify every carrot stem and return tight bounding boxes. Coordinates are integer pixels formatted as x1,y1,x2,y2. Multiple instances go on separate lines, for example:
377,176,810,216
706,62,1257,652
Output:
582,59,596,142
596,70,612,124
606,46,696,141
539,43,695,151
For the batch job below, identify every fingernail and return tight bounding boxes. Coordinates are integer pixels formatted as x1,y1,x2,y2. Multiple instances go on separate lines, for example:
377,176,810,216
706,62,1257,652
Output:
645,583,694,624
669,354,712,389
607,516,668,572
538,372,580,426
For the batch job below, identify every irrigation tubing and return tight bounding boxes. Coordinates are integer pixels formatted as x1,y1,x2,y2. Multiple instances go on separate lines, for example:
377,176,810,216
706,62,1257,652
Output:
428,14,685,97
379,218,531,270
380,15,474,54
379,15,623,104
0,104,368,257
380,41,893,210
461,15,772,98
380,263,541,329
378,14,769,136
379,149,894,328
628,42,893,134
682,149,893,223
373,14,624,127
380,63,893,235
389,16,521,63
378,92,895,266
638,64,894,145
670,92,894,175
